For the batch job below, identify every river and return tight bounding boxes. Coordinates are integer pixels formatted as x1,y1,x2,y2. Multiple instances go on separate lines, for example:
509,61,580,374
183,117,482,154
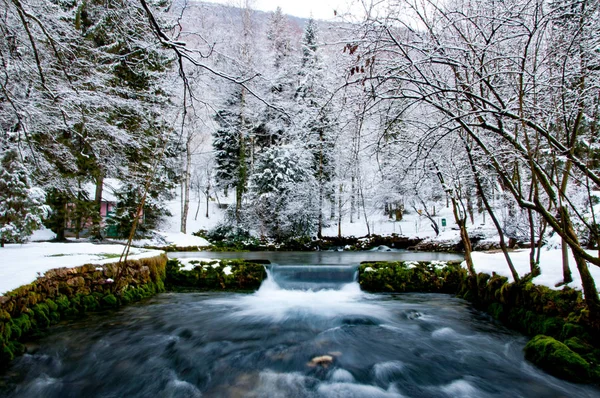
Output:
1,252,598,397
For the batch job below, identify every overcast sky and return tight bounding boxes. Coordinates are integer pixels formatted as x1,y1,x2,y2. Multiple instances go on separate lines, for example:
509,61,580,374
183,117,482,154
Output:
200,0,366,20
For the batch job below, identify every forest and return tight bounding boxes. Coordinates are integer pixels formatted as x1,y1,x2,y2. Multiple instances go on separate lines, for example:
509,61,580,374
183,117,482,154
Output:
1,0,600,317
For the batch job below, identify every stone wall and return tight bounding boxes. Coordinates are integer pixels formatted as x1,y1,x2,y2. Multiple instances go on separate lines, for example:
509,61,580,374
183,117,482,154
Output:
0,254,167,367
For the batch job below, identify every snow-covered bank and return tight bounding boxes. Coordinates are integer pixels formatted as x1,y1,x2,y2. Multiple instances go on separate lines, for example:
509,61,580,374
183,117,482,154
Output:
130,230,210,248
0,243,163,295
471,249,600,293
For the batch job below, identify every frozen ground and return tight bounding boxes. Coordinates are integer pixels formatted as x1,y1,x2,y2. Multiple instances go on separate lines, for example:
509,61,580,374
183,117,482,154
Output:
0,242,163,295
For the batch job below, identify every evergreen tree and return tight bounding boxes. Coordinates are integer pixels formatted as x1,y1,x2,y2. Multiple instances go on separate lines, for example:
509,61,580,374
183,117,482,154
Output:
0,151,48,246
213,87,253,222
247,146,318,240
295,18,336,238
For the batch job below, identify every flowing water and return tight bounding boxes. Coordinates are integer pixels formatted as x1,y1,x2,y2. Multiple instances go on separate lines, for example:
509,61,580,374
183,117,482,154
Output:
1,258,599,397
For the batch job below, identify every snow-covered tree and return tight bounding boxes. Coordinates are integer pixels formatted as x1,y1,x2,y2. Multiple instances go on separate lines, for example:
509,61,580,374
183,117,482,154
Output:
247,146,318,240
0,151,48,246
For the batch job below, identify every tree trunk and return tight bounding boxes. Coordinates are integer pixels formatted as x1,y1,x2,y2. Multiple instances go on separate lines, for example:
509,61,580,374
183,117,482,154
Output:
181,135,192,234
338,184,343,238
464,139,520,282
466,186,475,225
561,207,600,322
317,129,325,239
92,173,104,240
350,175,355,223
205,182,210,219
560,206,574,284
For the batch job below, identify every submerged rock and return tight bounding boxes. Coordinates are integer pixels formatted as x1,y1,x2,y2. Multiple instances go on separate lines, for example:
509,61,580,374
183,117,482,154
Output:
308,355,334,368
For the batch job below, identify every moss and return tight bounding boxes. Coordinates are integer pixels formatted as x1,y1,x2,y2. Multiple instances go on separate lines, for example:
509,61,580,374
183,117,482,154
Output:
45,299,58,313
487,303,504,320
524,335,590,383
81,295,99,312
31,303,51,329
561,323,588,341
0,310,10,322
165,259,267,291
102,294,118,307
10,314,32,339
565,337,594,355
541,317,564,338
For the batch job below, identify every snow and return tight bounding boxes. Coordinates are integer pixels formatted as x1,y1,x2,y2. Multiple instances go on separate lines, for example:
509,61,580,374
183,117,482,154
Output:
178,258,221,271
132,231,210,248
82,178,121,203
29,226,56,242
0,242,163,295
471,249,600,293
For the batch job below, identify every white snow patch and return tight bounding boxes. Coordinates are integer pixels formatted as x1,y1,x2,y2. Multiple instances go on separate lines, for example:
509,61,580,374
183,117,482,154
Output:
223,266,232,275
178,258,220,271
29,226,56,242
132,231,210,248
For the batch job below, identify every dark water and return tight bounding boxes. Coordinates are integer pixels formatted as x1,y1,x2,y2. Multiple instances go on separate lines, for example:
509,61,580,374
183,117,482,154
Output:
168,250,464,264
1,265,599,397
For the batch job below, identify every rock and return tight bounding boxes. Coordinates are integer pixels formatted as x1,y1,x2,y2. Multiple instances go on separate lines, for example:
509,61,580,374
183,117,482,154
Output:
524,335,590,383
308,355,334,368
66,276,85,287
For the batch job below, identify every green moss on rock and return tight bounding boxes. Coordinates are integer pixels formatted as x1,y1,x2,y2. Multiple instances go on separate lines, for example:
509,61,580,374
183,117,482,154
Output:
102,294,118,307
524,335,590,383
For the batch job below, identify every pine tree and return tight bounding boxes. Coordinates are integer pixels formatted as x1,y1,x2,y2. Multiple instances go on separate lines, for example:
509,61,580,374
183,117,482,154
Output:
213,87,253,222
295,18,336,238
247,146,317,240
0,151,48,247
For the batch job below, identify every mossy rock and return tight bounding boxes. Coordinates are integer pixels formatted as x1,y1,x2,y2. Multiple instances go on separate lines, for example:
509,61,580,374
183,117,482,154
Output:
565,337,594,355
524,335,590,383
10,314,32,339
81,295,99,312
102,294,118,307
45,299,58,312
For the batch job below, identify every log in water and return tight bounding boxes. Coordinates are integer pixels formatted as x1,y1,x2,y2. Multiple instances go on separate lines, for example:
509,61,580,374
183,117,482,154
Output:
1,262,598,397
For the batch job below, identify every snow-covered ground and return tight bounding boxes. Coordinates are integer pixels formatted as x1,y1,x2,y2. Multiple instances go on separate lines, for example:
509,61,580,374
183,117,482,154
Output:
130,230,210,248
4,192,599,297
0,243,163,295
471,249,600,293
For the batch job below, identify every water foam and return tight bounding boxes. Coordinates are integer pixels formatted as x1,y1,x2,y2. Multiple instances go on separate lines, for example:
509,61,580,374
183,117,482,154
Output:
209,268,391,322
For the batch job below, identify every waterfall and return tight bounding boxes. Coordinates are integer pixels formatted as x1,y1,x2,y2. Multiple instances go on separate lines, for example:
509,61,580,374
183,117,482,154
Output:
265,264,359,291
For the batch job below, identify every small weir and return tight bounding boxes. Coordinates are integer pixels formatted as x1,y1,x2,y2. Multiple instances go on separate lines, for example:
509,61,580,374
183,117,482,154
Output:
2,253,599,397
267,264,358,290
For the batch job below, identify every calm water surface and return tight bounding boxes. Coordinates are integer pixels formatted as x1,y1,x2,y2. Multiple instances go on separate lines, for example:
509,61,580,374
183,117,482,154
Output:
1,255,598,397
168,249,464,264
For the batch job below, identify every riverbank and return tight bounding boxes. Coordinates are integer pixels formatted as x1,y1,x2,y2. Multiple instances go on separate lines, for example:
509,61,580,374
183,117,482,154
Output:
0,249,168,367
359,261,600,384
